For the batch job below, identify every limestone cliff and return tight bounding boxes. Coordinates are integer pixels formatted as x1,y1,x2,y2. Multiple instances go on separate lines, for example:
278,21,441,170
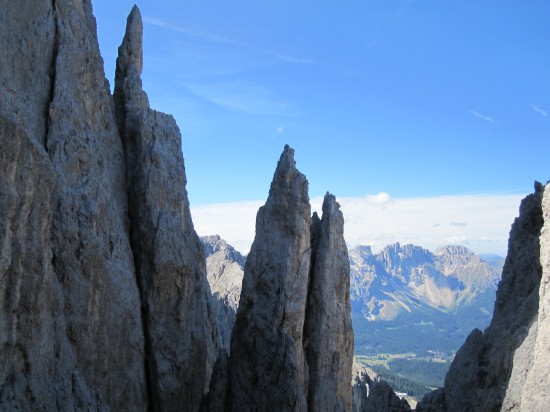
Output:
1,1,147,409
1,2,216,411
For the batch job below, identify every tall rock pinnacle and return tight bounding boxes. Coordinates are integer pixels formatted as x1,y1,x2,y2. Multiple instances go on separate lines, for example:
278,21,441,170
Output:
224,147,354,411
114,6,217,411
305,193,354,411
227,145,312,411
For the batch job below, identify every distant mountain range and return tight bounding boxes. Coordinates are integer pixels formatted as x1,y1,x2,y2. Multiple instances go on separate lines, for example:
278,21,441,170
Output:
350,243,502,356
350,243,501,321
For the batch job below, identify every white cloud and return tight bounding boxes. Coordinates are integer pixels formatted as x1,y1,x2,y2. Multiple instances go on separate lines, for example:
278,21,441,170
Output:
276,126,285,134
364,192,393,206
468,110,497,123
531,104,548,117
191,192,526,256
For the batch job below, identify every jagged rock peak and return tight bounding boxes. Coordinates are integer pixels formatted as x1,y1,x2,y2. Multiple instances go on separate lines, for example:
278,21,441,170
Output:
118,5,143,73
226,145,312,411
268,144,310,206
434,245,474,257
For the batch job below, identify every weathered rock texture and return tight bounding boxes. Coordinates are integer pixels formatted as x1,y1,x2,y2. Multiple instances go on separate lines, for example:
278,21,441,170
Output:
1,1,147,410
114,6,218,410
1,2,219,411
417,182,550,411
305,195,354,411
1,2,355,411
225,147,354,411
202,235,245,312
516,185,550,410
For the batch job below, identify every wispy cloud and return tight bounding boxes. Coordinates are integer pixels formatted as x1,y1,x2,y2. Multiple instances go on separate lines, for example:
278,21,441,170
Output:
277,54,313,64
530,104,548,117
143,17,233,44
468,110,497,123
449,222,468,227
191,192,526,256
276,125,285,134
185,81,293,116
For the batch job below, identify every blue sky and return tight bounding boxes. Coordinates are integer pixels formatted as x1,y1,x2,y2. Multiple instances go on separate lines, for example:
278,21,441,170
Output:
93,1,549,254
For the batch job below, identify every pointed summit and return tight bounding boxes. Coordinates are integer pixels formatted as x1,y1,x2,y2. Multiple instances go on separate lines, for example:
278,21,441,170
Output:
117,5,143,74
227,145,312,411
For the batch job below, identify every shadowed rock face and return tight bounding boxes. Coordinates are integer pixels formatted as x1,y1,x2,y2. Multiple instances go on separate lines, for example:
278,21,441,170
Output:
1,0,146,409
227,145,312,411
225,147,353,411
114,6,218,411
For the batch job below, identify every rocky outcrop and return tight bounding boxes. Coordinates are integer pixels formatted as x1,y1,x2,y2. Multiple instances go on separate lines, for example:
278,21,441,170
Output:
305,195,354,411
517,185,550,410
202,235,245,311
352,372,411,412
227,145,313,411
114,6,218,410
442,183,543,411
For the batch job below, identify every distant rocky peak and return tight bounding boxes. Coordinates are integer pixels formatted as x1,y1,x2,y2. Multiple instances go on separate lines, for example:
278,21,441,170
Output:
435,245,475,257
201,234,246,266
378,242,434,273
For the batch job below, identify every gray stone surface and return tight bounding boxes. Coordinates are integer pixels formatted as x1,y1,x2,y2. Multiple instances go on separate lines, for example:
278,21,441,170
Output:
305,194,353,411
114,6,218,411
507,184,550,411
227,145,312,411
1,0,147,410
47,1,147,408
415,388,445,412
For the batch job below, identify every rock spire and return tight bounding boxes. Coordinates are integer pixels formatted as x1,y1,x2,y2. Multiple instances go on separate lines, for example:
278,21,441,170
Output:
114,6,218,411
225,147,353,411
